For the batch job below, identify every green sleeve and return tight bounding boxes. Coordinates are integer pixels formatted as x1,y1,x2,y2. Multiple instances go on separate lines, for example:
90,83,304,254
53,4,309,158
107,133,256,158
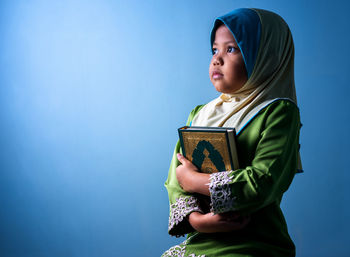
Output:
164,105,204,237
208,100,300,215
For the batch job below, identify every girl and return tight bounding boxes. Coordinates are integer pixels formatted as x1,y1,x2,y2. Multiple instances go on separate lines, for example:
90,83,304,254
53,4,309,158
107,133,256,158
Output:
162,8,301,257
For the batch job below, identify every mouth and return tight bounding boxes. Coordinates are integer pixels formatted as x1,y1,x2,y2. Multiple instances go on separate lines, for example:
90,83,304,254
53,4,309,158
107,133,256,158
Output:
212,71,223,79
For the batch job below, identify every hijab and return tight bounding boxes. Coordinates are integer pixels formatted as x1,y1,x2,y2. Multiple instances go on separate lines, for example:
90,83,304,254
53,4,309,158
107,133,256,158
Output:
191,8,302,172
191,8,297,132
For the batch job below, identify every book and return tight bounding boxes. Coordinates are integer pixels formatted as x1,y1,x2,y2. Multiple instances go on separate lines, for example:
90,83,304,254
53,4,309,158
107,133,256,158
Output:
178,126,239,173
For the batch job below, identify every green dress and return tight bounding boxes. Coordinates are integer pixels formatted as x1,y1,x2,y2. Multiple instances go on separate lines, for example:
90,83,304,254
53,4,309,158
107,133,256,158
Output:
162,99,301,257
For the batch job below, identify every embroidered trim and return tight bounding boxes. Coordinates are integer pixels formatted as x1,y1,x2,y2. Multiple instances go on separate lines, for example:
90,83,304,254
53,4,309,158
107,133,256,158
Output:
162,243,186,257
209,171,236,213
162,236,206,257
168,196,202,234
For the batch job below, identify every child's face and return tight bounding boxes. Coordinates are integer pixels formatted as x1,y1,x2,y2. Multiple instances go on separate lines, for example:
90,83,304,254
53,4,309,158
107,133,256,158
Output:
209,25,247,94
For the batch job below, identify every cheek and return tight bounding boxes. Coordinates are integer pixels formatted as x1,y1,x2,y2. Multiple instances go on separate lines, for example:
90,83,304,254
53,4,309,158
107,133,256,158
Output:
232,60,247,80
209,60,214,73
208,63,214,81
238,63,248,81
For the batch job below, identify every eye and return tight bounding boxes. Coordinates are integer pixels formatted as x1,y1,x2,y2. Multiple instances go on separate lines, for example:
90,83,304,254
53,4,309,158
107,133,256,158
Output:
212,48,218,55
227,46,238,53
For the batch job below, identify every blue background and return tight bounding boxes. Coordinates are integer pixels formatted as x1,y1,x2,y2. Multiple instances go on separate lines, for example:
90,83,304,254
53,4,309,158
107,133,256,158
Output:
1,0,349,256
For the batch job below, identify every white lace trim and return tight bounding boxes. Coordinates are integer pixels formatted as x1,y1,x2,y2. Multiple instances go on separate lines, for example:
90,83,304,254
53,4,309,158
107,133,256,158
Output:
162,243,186,257
162,236,206,257
168,196,202,234
209,171,236,213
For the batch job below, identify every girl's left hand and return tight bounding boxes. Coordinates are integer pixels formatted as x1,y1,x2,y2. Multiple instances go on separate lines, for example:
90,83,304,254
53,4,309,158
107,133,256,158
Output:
188,211,250,233
176,153,210,195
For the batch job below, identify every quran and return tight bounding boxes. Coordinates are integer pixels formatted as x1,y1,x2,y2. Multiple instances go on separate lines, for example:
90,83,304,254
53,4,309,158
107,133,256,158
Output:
178,126,239,173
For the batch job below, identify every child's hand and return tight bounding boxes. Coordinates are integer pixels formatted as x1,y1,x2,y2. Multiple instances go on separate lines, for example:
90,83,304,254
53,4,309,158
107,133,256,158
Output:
188,211,250,233
176,154,210,195
175,153,199,193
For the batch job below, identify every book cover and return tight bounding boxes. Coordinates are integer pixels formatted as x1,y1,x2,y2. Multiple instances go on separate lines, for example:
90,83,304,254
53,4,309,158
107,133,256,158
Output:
178,126,239,173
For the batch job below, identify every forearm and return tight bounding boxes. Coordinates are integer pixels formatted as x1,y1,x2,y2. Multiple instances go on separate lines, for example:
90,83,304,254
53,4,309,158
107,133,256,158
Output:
188,211,250,233
176,153,211,196
189,172,210,196
187,212,204,232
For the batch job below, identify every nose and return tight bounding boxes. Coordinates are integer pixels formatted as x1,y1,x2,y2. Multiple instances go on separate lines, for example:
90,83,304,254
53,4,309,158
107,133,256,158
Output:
212,55,223,66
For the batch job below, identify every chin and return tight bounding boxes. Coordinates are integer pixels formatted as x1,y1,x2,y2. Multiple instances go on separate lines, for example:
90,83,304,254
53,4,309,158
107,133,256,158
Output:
214,86,234,94
214,85,225,93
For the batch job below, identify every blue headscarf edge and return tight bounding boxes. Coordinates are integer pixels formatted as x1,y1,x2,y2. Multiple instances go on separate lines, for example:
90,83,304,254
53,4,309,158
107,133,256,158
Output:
210,8,262,78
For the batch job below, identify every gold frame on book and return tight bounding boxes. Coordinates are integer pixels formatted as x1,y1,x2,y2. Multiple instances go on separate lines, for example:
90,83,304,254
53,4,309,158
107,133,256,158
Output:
182,131,233,173
178,126,239,174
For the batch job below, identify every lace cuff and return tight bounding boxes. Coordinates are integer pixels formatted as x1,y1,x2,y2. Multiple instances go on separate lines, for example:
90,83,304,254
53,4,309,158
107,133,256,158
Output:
168,196,202,235
209,171,236,214
162,235,206,257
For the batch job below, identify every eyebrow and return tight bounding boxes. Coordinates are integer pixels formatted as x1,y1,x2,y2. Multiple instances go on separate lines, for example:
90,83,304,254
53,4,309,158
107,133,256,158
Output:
213,40,237,46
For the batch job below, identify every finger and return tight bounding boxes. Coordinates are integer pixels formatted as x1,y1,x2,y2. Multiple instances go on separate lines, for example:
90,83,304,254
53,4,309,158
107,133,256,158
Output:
177,153,189,164
177,153,199,172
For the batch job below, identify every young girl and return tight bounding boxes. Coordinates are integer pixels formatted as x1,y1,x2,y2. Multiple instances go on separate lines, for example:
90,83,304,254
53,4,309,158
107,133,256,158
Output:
162,8,301,257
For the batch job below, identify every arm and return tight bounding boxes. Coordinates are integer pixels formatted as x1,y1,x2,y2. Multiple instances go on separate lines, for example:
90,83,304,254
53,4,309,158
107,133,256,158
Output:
176,150,250,233
209,100,300,214
175,100,300,215
164,106,205,236
169,145,250,235
188,211,250,233
165,105,248,236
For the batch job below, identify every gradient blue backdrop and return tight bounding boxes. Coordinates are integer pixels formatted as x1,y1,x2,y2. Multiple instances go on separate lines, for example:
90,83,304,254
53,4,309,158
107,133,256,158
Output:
1,0,349,256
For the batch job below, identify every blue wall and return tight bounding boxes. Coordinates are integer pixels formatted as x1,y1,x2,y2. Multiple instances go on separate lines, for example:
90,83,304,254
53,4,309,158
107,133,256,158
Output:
0,0,349,256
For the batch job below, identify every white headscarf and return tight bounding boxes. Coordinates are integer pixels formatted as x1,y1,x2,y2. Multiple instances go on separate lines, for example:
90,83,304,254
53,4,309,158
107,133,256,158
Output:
192,8,297,133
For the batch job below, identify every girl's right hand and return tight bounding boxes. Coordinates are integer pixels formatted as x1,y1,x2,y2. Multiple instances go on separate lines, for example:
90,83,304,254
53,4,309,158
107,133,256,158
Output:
188,211,250,233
